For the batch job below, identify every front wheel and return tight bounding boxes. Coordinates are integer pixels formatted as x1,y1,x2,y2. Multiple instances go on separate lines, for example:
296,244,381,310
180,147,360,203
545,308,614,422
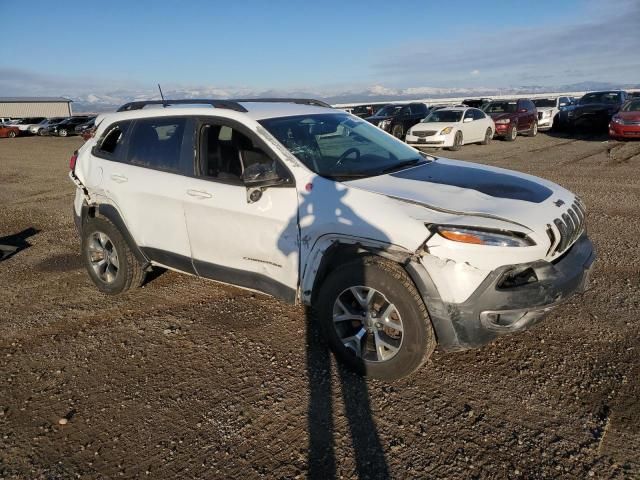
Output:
315,256,436,380
391,124,404,139
447,130,463,151
481,127,493,145
527,121,538,137
59,128,68,137
506,125,518,141
8,130,17,138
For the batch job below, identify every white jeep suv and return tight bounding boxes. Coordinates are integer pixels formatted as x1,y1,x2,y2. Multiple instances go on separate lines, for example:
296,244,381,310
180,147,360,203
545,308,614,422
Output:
533,96,575,130
70,98,595,380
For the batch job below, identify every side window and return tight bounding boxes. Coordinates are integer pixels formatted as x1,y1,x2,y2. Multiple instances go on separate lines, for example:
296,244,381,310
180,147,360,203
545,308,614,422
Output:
472,109,485,120
127,117,187,172
464,110,474,120
198,123,275,182
528,101,536,111
95,121,131,160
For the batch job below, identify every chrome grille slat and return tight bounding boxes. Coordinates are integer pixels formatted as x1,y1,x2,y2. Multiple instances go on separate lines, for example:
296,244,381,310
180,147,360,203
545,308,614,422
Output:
550,201,587,256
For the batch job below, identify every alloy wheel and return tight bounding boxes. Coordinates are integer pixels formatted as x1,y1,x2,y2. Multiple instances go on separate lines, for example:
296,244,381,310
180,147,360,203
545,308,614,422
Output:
332,286,404,362
87,231,119,284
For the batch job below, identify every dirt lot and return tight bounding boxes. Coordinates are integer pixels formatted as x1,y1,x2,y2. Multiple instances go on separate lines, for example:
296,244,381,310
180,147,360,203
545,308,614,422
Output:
1,132,639,479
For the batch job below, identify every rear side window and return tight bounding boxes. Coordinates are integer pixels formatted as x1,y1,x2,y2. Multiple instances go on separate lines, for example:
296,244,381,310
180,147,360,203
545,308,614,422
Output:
127,117,187,172
472,109,486,120
95,121,131,160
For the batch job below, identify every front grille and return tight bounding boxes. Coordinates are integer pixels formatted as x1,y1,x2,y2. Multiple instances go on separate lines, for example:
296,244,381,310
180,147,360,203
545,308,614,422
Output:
621,119,640,126
413,130,437,138
549,201,586,256
538,112,544,120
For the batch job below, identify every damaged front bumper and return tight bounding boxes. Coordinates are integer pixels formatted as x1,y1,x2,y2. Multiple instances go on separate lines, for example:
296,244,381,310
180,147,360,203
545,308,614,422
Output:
406,234,595,351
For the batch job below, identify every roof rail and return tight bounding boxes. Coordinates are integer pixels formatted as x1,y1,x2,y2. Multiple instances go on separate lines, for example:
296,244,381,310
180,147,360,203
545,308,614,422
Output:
116,98,332,113
231,98,332,108
116,99,248,112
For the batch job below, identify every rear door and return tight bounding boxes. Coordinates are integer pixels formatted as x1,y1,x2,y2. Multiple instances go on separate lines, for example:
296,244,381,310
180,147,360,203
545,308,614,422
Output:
517,100,531,131
91,116,196,272
182,117,300,302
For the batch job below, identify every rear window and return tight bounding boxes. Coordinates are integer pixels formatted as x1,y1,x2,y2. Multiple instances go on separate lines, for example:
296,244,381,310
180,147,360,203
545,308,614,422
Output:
95,121,131,159
127,117,187,172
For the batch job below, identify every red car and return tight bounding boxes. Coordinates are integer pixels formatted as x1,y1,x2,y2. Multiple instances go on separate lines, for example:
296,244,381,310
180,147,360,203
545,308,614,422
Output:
0,125,19,138
609,99,640,139
482,98,538,141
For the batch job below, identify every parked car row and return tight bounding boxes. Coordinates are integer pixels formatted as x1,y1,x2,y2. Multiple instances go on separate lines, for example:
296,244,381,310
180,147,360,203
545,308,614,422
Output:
0,115,96,138
359,90,636,152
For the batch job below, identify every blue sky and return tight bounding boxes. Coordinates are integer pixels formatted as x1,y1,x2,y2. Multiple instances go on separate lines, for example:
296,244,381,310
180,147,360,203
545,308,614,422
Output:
1,0,638,104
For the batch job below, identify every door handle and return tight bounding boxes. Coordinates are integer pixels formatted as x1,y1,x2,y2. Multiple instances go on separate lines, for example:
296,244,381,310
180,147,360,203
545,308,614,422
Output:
186,189,212,199
111,174,128,183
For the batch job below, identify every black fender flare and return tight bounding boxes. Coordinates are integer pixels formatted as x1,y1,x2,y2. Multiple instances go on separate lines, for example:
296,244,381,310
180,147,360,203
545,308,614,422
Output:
82,202,149,267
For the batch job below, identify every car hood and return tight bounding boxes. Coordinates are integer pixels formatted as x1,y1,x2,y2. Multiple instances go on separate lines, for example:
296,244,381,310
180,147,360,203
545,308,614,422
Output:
344,158,576,232
573,103,620,113
410,122,457,132
365,115,393,122
536,106,555,113
487,112,514,121
617,111,640,122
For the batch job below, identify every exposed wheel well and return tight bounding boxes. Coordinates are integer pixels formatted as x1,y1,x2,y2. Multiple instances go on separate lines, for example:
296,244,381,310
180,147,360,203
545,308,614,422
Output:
309,242,411,303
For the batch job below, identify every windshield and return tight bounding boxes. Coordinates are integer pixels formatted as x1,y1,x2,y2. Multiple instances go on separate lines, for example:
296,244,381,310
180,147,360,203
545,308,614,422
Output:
259,113,428,179
533,99,556,108
483,101,517,113
422,110,463,123
373,105,403,117
622,100,640,112
579,92,622,105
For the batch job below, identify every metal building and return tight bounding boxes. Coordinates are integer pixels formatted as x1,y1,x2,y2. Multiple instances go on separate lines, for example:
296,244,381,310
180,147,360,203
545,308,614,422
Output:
0,97,73,118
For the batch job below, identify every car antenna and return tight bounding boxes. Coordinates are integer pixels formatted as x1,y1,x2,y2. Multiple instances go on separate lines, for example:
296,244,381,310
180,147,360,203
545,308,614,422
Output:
158,83,167,108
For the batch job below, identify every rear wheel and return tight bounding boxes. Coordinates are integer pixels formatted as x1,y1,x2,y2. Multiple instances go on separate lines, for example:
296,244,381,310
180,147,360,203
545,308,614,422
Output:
481,127,493,145
506,124,518,141
82,217,145,294
448,131,463,151
392,124,404,139
59,128,68,137
8,130,16,138
315,256,436,380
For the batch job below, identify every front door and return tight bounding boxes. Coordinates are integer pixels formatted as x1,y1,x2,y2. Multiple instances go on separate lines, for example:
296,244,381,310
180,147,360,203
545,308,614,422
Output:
182,119,300,302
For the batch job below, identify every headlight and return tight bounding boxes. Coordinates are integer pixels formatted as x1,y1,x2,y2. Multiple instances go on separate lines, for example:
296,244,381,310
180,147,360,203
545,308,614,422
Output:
495,118,510,124
544,110,552,117
612,116,623,124
567,111,575,117
440,126,453,135
430,225,535,247
379,120,391,130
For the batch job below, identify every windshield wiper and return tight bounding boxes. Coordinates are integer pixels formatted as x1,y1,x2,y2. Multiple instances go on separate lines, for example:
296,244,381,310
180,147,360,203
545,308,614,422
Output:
379,159,424,175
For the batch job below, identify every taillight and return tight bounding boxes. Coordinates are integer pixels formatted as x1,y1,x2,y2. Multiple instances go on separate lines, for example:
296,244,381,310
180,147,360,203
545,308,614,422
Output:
69,151,78,171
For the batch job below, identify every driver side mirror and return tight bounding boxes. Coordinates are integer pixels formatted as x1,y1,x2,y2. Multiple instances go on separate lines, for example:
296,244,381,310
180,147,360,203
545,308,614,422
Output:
241,161,282,187
463,117,473,123
518,108,528,113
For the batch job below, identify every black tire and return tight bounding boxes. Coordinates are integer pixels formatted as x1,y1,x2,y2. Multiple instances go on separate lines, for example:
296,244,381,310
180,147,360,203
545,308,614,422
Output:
391,124,404,139
315,256,436,380
505,124,517,141
81,216,145,294
527,121,538,137
447,130,463,151
59,128,68,137
8,130,16,138
481,127,493,145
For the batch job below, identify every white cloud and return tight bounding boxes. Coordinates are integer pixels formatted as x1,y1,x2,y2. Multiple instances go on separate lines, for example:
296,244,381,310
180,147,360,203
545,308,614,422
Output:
471,70,480,76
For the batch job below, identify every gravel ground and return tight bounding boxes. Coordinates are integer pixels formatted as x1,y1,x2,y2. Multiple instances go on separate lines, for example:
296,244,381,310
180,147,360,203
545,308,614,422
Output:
0,133,639,479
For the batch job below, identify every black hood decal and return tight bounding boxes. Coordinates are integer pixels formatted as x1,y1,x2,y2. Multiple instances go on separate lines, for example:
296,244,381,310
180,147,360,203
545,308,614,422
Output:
390,162,553,203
